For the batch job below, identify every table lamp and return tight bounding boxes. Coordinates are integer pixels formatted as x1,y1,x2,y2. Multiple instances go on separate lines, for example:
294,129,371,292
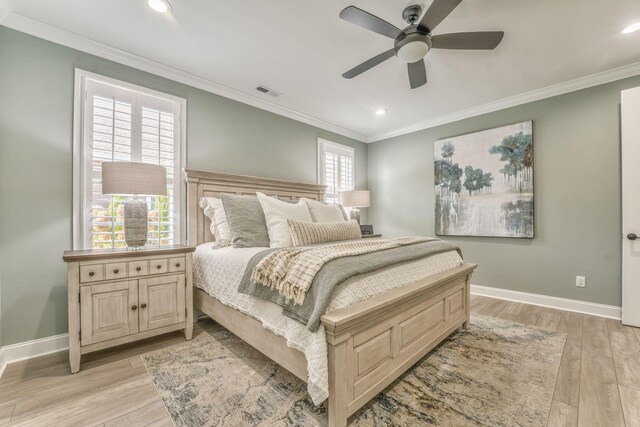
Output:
102,162,167,249
339,190,370,224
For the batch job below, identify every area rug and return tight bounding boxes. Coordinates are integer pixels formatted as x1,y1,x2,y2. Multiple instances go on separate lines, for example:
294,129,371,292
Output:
142,314,566,426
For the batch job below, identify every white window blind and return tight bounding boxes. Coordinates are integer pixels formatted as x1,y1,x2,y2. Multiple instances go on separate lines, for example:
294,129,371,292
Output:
318,139,354,203
74,71,185,249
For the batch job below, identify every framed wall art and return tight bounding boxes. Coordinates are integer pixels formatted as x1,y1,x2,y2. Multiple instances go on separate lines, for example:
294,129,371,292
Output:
434,121,533,238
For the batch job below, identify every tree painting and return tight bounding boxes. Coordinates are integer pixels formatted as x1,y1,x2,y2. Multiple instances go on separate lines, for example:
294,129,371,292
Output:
434,121,533,238
489,131,533,193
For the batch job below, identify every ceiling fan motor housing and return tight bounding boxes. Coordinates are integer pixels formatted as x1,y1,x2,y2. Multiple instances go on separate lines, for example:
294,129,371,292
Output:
402,5,422,24
394,27,432,63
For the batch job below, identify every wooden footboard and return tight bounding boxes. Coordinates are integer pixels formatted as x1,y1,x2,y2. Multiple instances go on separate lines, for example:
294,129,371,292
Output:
321,263,476,427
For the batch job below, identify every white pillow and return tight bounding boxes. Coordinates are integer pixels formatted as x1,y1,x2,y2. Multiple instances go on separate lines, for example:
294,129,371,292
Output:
199,197,217,236
302,198,347,223
256,192,313,248
199,197,232,246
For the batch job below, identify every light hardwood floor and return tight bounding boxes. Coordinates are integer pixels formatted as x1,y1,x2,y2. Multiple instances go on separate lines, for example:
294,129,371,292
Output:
1,296,639,426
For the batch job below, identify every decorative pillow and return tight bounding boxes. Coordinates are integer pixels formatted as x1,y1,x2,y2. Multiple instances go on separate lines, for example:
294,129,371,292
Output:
220,193,271,248
288,219,362,246
257,192,313,248
199,197,232,247
302,198,347,223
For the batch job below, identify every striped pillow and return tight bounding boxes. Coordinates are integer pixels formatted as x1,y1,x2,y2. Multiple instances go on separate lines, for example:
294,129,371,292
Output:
288,219,362,246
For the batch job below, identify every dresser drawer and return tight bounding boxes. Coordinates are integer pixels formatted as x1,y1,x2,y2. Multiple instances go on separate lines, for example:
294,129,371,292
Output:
149,259,168,275
105,262,127,281
80,264,105,283
128,260,148,277
168,257,186,273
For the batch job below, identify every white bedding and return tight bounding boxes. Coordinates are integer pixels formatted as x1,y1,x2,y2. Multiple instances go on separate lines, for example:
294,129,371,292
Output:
193,243,464,404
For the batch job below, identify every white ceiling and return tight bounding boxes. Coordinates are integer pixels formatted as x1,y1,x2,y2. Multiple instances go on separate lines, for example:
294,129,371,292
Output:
3,0,640,141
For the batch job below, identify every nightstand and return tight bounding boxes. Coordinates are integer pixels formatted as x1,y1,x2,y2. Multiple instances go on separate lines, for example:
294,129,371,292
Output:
362,233,382,238
63,245,195,373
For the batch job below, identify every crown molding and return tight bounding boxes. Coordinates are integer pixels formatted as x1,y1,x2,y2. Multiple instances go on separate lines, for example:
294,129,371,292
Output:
0,10,368,142
368,61,640,142
2,4,640,144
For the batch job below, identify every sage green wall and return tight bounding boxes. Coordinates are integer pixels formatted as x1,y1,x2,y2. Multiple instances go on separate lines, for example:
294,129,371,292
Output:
0,27,367,346
368,75,640,307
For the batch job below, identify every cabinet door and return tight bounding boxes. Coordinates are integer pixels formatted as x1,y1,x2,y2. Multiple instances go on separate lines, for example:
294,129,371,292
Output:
139,274,185,331
80,280,138,346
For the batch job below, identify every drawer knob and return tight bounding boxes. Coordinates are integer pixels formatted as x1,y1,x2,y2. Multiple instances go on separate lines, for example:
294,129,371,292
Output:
136,267,142,271
156,265,162,269
141,303,147,308
88,271,95,277
175,263,181,267
131,305,138,310
113,269,119,274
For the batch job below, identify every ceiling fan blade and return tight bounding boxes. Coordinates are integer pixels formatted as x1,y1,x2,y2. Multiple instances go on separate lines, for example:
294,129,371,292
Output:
339,6,402,39
419,0,462,32
431,31,504,49
408,59,427,89
342,49,395,79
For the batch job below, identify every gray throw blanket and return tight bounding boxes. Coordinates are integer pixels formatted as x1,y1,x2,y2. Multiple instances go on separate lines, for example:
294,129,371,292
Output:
237,239,462,332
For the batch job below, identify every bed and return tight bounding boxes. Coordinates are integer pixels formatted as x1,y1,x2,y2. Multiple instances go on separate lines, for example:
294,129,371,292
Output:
185,169,477,427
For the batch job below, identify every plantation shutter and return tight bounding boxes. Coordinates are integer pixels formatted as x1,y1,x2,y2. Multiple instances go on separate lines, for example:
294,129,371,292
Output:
78,75,184,249
318,139,355,203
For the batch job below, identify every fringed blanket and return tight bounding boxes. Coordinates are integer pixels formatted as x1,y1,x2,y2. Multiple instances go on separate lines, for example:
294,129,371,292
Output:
250,237,433,305
239,237,462,332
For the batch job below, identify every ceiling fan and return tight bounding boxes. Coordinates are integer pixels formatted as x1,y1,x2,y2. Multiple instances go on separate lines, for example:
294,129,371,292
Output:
339,0,504,89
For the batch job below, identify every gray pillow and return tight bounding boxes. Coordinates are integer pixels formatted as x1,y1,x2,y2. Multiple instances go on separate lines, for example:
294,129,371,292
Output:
221,193,270,248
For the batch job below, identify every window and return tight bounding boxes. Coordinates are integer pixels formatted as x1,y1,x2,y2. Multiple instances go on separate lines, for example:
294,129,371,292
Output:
73,70,186,249
317,138,354,203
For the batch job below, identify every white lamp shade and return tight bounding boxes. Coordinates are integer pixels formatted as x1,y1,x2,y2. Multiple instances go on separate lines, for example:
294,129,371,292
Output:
339,190,370,208
102,162,167,196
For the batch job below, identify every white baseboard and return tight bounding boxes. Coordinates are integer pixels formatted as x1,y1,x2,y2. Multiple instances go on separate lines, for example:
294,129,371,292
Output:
0,347,6,378
471,284,622,319
0,286,622,378
0,333,69,378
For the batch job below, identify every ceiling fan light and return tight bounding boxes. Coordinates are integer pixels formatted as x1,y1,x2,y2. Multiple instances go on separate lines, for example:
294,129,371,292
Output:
396,40,430,63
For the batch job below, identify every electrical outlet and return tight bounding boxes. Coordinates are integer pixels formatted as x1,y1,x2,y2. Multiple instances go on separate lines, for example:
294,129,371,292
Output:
576,276,586,288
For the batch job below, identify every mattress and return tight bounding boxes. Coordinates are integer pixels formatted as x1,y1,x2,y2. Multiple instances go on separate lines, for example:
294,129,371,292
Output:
193,243,464,404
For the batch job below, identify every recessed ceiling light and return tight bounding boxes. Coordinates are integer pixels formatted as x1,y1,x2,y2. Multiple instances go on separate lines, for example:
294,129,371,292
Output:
375,109,387,116
148,0,171,13
623,22,640,34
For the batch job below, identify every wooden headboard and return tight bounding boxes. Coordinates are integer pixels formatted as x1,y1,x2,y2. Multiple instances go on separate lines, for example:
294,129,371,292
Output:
185,169,326,246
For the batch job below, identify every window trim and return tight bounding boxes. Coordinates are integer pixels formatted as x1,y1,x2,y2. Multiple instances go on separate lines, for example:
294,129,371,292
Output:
317,138,355,202
72,69,187,249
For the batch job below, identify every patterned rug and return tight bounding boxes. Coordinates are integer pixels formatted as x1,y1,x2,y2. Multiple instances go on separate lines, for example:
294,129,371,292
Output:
142,314,566,426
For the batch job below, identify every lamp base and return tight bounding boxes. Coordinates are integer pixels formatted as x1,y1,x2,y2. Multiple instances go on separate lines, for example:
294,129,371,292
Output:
124,199,148,248
349,208,361,224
